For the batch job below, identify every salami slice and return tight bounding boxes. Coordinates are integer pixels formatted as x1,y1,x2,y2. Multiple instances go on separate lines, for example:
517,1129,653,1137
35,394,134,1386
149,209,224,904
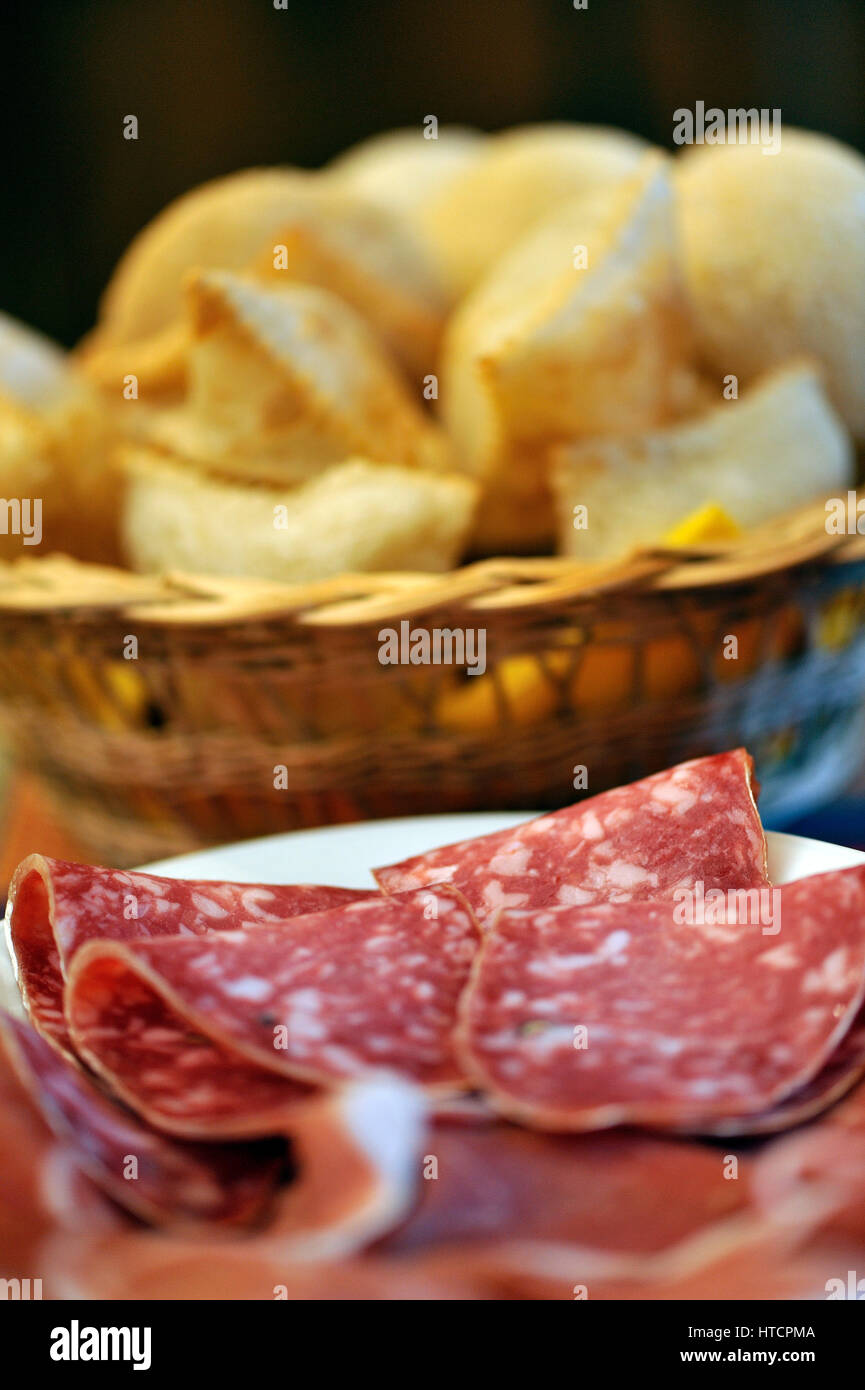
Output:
67,968,317,1141
0,1010,284,1226
6,853,377,1053
374,749,768,924
456,865,865,1132
0,1016,109,1282
65,887,479,1136
826,1063,865,1130
683,1011,865,1137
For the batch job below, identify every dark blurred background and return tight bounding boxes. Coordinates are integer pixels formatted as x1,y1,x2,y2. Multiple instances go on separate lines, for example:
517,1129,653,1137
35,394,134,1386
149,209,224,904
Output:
3,0,864,348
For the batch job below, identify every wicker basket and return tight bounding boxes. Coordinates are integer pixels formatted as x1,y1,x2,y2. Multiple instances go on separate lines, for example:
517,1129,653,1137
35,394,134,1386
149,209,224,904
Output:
0,499,863,866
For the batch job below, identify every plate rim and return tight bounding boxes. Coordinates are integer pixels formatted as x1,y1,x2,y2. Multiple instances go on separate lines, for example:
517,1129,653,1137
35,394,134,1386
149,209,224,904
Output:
140,817,865,887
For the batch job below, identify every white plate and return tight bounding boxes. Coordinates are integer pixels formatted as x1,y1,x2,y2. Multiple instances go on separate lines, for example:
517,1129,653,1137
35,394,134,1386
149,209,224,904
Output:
142,817,865,887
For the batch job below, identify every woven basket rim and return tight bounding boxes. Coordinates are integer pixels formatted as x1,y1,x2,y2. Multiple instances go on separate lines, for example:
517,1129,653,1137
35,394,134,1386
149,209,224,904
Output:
0,497,861,628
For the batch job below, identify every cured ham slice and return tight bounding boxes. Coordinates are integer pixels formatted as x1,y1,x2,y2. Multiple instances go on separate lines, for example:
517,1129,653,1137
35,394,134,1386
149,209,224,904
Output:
751,1107,865,1253
261,1076,426,1259
38,1077,434,1297
460,1223,846,1301
380,1124,749,1255
374,749,768,924
38,1231,480,1301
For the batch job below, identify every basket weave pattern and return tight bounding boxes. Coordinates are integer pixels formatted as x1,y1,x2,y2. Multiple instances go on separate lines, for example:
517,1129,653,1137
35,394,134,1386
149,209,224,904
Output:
0,502,863,864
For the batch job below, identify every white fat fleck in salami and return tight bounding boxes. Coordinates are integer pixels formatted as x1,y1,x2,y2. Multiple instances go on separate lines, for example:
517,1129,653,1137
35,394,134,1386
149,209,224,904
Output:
0,1009,282,1225
65,887,480,1136
374,750,769,925
455,866,865,1133
5,853,377,1053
